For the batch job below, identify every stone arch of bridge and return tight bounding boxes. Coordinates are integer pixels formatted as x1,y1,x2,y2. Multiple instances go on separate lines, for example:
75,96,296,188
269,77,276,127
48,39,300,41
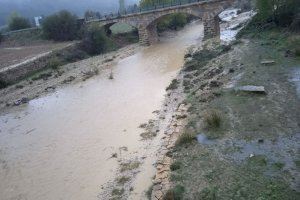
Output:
140,10,201,45
137,5,230,45
102,21,138,36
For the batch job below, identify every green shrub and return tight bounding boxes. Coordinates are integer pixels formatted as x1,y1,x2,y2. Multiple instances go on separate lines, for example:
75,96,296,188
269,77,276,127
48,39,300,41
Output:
8,13,31,31
157,13,188,32
164,185,185,200
255,0,300,27
176,132,196,146
170,161,181,171
46,57,63,70
204,110,221,130
42,10,78,41
80,24,114,55
0,80,8,89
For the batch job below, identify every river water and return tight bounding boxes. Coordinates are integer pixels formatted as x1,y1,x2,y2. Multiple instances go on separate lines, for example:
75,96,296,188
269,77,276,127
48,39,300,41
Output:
0,21,203,200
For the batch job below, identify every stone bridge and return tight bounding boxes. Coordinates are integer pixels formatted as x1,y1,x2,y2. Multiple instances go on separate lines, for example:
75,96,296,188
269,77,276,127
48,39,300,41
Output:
88,0,235,45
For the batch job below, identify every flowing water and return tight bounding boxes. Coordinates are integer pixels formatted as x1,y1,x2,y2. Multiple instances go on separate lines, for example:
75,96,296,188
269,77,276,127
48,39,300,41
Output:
0,21,203,200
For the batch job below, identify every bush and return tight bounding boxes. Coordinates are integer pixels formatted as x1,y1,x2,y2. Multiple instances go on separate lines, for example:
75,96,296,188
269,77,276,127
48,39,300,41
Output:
170,161,181,171
157,13,188,32
80,24,114,55
255,0,300,27
164,185,185,200
8,13,31,31
204,110,221,130
42,10,78,41
176,132,196,146
0,80,8,89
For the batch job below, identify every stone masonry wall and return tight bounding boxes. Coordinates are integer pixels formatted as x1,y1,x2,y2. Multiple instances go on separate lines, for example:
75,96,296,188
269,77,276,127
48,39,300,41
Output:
203,15,221,39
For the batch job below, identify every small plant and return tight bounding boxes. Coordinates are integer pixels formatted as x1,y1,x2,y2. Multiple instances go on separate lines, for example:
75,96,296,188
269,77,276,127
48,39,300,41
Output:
120,161,140,172
175,132,196,146
164,185,185,200
47,57,63,70
117,176,130,185
204,110,221,130
0,80,8,89
111,188,124,196
170,161,181,171
247,155,268,168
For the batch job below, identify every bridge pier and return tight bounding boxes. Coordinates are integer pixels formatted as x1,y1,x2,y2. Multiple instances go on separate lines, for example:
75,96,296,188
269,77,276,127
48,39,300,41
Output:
138,23,158,46
203,16,220,39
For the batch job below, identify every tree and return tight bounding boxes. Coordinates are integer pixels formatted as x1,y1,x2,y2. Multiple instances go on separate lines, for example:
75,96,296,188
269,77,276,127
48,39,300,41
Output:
256,0,300,27
42,10,78,41
8,12,31,31
140,0,172,8
80,24,113,55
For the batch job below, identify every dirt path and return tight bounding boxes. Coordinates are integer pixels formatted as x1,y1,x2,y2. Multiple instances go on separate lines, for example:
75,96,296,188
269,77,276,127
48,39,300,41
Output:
0,42,75,70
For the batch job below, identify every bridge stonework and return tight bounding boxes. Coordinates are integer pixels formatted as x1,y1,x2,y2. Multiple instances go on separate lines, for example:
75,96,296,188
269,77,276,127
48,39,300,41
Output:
89,0,234,45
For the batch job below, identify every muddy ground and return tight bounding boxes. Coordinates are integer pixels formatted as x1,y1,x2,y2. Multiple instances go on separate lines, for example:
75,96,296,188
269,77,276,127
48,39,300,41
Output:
0,40,75,70
154,30,300,199
0,44,140,112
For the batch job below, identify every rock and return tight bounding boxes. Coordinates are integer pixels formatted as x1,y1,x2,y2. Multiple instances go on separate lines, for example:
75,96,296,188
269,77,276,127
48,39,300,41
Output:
14,97,29,106
234,85,266,94
62,76,75,84
261,60,275,65
45,86,56,91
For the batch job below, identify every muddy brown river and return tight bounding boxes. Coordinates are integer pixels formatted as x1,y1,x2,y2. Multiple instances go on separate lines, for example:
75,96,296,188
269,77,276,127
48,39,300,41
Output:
0,21,203,200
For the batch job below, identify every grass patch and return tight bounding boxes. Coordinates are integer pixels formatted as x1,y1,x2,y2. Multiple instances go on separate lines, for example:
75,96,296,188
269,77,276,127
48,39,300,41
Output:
111,188,124,196
140,131,157,140
170,161,181,171
203,110,221,130
196,186,218,200
164,185,185,200
117,176,130,185
247,155,268,168
0,80,8,89
272,162,285,170
46,57,63,70
175,132,196,146
120,161,140,172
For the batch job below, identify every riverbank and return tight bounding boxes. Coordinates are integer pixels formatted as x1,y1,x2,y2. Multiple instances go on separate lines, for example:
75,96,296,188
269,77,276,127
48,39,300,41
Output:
0,43,140,112
151,26,300,199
